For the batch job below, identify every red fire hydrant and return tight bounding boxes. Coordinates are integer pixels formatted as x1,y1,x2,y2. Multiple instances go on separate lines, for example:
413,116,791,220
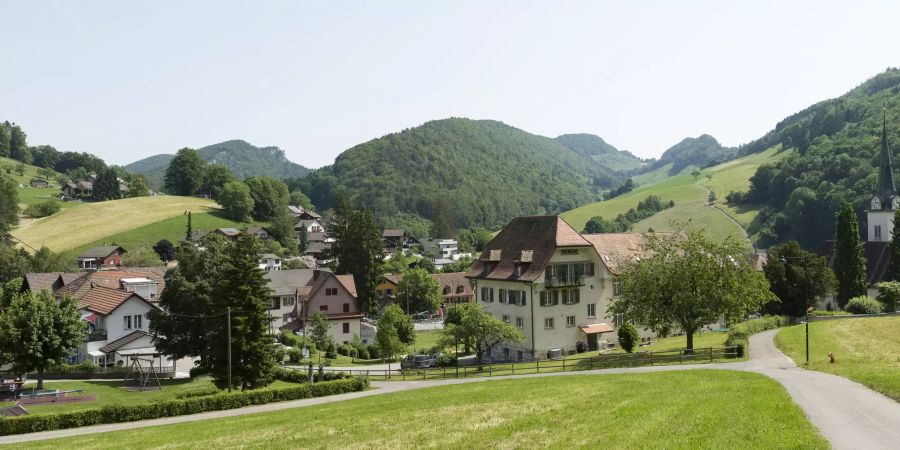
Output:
828,352,835,364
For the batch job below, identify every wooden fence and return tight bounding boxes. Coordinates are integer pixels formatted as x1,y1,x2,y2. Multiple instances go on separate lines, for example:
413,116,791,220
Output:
304,346,739,381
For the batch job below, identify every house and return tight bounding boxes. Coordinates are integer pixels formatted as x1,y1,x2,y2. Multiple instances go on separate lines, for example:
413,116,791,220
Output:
61,180,93,199
294,218,327,240
265,269,316,333
420,238,460,259
246,226,271,240
259,253,283,271
289,205,323,220
76,286,161,368
304,241,332,265
820,116,899,309
376,271,474,314
383,229,420,254
297,272,363,345
77,246,127,269
21,272,83,294
467,216,653,362
29,178,49,188
307,232,333,244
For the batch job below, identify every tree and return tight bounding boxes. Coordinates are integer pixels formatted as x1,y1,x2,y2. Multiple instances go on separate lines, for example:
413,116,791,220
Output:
153,239,176,262
185,211,193,242
245,176,289,221
326,198,384,314
126,175,150,198
0,289,85,389
92,167,122,201
208,233,276,390
396,268,442,315
308,311,331,352
691,170,701,180
0,175,19,233
457,227,492,252
439,303,523,364
217,181,254,222
833,202,868,307
298,227,309,254
202,164,235,199
375,305,412,367
617,323,639,353
0,122,9,157
875,281,900,313
8,124,31,164
268,207,298,251
443,305,470,352
890,209,900,281
430,196,456,238
164,148,205,196
289,190,314,210
0,243,31,283
29,246,66,273
763,241,837,317
611,228,776,351
122,246,161,267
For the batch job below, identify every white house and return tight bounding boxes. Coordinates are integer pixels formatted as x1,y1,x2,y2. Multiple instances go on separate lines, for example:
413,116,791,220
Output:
294,219,326,240
75,286,162,368
265,269,316,333
467,216,656,362
259,254,283,272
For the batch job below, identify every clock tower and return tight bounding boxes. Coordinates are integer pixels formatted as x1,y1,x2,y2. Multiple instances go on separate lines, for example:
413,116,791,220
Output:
867,111,896,242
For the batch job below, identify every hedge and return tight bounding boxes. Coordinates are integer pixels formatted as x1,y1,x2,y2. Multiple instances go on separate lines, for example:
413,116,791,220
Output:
272,367,351,384
0,377,368,436
725,316,790,357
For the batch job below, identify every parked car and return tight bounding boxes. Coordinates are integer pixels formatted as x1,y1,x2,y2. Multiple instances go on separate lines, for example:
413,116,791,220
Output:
401,354,437,369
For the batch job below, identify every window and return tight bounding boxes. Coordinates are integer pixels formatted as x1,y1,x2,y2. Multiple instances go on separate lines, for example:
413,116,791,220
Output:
270,298,280,310
503,348,510,358
613,313,625,327
502,314,510,324
517,351,524,361
343,303,350,313
319,305,328,312
566,316,576,327
325,288,338,296
561,249,578,255
562,289,580,305
342,322,350,333
875,225,883,240
587,303,596,318
386,288,393,295
539,291,560,307
481,287,494,302
509,290,525,306
613,279,621,296
516,317,524,328
544,318,555,329
282,296,295,307
124,315,132,330
499,289,507,304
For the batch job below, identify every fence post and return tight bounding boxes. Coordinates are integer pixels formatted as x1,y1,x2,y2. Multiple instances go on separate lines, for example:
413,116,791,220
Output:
562,358,566,372
536,360,540,374
512,363,515,375
650,351,653,366
709,347,713,362
489,363,492,377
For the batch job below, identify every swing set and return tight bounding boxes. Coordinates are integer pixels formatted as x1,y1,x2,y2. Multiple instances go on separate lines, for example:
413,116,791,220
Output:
122,353,164,391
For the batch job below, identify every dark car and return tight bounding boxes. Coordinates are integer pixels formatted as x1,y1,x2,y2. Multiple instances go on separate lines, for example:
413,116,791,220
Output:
401,354,437,369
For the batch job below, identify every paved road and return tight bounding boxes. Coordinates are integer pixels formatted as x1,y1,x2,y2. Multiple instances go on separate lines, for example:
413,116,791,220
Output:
3,330,899,448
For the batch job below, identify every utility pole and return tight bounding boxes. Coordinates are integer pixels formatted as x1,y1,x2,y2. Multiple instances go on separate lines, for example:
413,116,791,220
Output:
227,306,232,393
804,256,810,365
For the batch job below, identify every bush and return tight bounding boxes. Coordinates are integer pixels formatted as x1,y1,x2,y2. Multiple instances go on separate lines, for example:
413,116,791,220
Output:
174,389,220,400
272,367,352,384
725,315,790,357
366,345,380,360
23,200,61,218
0,378,368,436
287,347,303,363
74,360,100,373
336,344,353,357
325,346,337,360
357,348,370,360
272,346,287,365
844,296,884,315
280,332,302,348
617,323,639,353
575,341,587,353
435,354,455,367
189,366,210,378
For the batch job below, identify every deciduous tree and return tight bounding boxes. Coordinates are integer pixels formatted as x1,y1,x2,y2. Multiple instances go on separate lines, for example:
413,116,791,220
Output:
202,164,235,199
0,175,19,233
439,303,522,364
153,239,176,262
165,148,205,196
763,241,836,317
396,268,441,315
217,181,254,222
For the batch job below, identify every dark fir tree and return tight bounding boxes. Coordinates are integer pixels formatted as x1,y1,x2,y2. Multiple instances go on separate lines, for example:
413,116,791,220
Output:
833,203,868,307
208,233,275,390
763,241,837,316
327,197,384,314
298,226,309,253
185,211,193,242
92,167,122,201
164,148,205,195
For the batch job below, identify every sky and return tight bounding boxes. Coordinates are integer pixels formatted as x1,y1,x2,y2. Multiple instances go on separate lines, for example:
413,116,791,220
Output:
2,1,898,168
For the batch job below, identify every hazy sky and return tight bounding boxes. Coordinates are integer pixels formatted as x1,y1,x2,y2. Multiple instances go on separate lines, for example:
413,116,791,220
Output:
3,1,898,168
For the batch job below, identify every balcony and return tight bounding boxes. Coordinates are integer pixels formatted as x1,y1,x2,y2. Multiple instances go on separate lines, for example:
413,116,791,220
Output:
87,329,108,342
544,275,585,288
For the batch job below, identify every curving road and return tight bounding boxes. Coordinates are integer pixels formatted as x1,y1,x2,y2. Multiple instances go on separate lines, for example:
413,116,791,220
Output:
2,330,899,448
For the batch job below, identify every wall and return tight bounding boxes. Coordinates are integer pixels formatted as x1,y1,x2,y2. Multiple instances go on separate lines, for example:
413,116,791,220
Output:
867,210,894,242
106,297,154,341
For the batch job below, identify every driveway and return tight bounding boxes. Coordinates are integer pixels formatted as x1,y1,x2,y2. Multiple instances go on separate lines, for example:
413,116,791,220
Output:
2,329,899,448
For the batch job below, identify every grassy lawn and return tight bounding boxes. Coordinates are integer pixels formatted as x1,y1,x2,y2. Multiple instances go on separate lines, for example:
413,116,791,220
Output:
565,330,730,361
0,377,302,416
775,316,900,401
10,195,224,252
17,370,827,449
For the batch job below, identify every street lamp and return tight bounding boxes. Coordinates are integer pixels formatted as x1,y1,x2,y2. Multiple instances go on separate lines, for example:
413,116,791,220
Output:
780,254,811,364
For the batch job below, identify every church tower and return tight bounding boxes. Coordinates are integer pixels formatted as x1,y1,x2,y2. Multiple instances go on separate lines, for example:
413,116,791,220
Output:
867,110,896,242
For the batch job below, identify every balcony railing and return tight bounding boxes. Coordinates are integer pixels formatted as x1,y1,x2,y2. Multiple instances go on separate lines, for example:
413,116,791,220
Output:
544,275,585,288
87,329,108,342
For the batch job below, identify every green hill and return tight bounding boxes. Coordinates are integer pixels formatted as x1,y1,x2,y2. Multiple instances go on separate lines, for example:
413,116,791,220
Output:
562,146,788,244
555,133,645,172
732,68,900,248
126,140,311,188
298,118,623,229
0,155,72,210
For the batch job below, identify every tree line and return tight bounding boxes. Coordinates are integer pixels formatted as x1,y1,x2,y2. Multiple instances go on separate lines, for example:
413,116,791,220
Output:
582,195,674,233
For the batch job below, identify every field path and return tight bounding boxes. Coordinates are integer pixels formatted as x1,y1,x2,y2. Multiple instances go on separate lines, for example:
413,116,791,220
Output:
696,179,751,244
2,330,899,448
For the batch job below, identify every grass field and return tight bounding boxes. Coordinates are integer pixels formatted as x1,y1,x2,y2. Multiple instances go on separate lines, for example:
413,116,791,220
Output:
0,377,302,416
561,147,788,244
17,370,827,449
0,156,68,209
775,316,900,401
319,331,447,366
10,195,226,252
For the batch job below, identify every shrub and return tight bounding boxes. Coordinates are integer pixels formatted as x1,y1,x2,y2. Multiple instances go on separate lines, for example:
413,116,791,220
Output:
23,200,62,218
617,323,639,353
174,389,219,399
875,281,900,313
0,378,368,436
435,353,455,367
325,347,337,360
357,348,370,360
189,366,210,378
337,344,354,357
272,346,287,365
74,360,100,373
280,332,302,348
575,341,587,353
287,347,303,363
725,315,790,357
844,296,884,315
366,345,380,360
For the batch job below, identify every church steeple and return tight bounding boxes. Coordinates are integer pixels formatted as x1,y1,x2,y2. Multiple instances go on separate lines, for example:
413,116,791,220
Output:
878,108,896,203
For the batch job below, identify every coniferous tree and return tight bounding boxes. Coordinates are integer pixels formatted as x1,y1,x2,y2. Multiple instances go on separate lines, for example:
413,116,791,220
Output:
834,202,868,307
890,209,900,281
92,167,122,201
185,211,193,242
152,239,176,262
298,226,309,253
208,233,275,390
326,197,384,314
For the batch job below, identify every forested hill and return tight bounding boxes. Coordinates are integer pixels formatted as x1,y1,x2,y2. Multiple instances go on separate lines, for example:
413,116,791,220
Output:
126,140,310,187
555,133,645,172
648,134,737,175
297,118,622,230
728,68,900,248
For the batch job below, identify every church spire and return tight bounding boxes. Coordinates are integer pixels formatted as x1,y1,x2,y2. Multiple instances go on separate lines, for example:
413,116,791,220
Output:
878,107,895,203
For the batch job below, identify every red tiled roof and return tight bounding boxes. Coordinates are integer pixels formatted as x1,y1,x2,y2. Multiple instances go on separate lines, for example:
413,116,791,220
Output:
78,286,139,315
431,272,474,298
581,233,648,275
579,323,614,334
335,275,357,298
